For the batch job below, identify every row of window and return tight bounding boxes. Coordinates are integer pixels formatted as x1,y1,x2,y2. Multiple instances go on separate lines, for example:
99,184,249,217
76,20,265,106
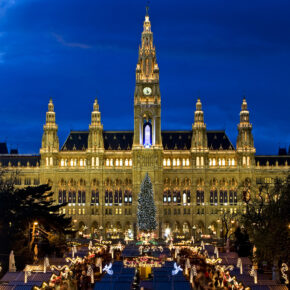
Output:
105,208,132,215
58,190,133,205
209,158,236,167
163,190,238,205
163,158,190,167
15,178,40,185
58,158,133,168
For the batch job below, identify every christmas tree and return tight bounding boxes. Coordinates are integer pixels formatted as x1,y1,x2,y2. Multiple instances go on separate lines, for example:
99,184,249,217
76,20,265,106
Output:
137,173,157,232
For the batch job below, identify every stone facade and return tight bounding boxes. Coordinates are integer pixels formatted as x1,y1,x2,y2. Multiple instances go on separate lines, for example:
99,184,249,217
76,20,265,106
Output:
0,11,289,239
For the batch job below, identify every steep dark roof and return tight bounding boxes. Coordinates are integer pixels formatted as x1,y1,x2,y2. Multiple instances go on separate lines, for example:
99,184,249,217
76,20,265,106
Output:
0,155,40,167
207,131,235,150
162,131,192,150
255,155,290,166
61,130,234,151
0,143,8,154
104,132,133,150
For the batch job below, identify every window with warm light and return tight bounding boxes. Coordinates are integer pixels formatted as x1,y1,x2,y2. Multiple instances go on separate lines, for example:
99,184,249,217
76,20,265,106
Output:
177,158,180,166
167,158,171,166
129,159,132,166
110,159,113,166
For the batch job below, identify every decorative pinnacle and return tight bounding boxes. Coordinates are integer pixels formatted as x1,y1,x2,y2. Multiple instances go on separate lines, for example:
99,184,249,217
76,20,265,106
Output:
48,98,54,112
146,5,149,16
242,97,248,110
196,98,202,111
93,98,99,111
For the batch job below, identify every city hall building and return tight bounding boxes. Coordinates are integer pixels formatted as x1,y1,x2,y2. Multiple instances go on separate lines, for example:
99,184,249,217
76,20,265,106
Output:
0,11,289,239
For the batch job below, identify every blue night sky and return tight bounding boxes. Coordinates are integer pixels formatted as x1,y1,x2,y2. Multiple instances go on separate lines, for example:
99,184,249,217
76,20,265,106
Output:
0,0,289,154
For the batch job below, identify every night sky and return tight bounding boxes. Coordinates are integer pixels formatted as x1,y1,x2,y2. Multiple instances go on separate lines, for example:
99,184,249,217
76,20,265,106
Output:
0,0,289,155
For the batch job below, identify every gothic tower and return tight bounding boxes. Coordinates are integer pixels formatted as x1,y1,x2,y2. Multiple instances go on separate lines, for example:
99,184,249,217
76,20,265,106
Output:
88,98,104,152
88,98,104,168
132,8,163,236
133,7,161,149
40,99,59,166
237,98,255,167
191,98,208,167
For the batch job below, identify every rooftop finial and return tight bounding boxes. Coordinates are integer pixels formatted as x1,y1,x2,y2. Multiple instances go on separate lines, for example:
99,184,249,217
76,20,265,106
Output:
146,2,149,16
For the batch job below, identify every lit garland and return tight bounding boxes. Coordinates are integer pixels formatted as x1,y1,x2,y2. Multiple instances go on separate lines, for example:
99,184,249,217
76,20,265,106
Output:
281,263,289,284
124,256,164,268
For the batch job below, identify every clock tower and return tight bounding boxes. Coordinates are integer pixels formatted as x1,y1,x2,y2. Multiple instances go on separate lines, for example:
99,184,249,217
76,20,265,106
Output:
133,7,162,149
132,8,163,237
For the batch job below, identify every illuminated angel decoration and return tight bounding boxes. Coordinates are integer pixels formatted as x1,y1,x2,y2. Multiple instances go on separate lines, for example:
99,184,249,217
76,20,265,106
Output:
172,262,183,275
104,263,114,275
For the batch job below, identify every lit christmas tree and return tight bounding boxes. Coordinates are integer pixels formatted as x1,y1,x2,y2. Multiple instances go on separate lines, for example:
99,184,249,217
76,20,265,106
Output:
137,173,157,232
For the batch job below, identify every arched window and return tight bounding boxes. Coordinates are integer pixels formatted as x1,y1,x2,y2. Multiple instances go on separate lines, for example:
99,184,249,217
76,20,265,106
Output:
177,191,181,204
63,190,66,203
116,159,119,166
129,159,132,166
163,190,167,203
125,159,128,166
109,190,113,204
187,190,191,204
163,159,166,166
119,189,122,203
91,190,95,205
222,158,225,166
68,191,72,203
173,159,176,166
201,156,204,167
213,158,216,166
114,190,119,204
168,190,171,203
80,159,84,167
224,191,228,204
143,121,152,148
82,191,86,204
219,190,224,205
78,191,82,204
186,159,190,166
61,159,64,167
196,157,200,167
120,159,123,166
96,190,99,204
72,191,76,203
177,159,180,166
183,191,187,205
58,190,62,204
167,158,171,167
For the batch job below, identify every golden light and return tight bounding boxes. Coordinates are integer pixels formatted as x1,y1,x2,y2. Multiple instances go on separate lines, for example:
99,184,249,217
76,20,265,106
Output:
34,221,38,225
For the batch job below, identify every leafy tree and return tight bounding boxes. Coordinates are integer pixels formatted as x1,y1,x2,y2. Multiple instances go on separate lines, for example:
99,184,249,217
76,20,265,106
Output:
218,209,237,244
0,170,72,272
137,173,157,232
240,175,290,281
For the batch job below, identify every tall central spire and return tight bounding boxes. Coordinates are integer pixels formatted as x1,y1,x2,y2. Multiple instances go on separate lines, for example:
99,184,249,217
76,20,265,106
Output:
135,7,159,82
133,7,162,148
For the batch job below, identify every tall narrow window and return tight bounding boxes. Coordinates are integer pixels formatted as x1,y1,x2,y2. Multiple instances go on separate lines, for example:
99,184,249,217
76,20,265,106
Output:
143,122,152,148
63,190,66,203
82,191,86,204
187,190,191,203
58,190,63,204
91,190,95,205
72,191,76,203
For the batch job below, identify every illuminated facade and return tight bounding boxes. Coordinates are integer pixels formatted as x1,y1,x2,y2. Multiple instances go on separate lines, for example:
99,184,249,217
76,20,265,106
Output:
1,10,289,239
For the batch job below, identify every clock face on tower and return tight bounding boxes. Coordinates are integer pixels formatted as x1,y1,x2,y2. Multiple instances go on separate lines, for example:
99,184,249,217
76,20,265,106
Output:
143,87,152,96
